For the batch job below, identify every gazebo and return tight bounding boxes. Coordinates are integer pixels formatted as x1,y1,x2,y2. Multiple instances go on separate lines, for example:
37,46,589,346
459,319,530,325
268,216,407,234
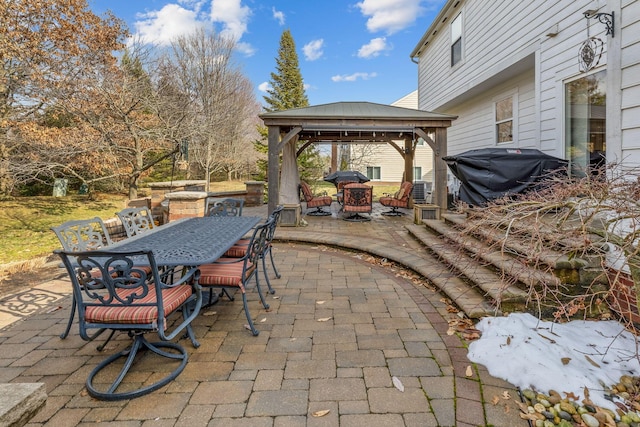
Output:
259,101,457,215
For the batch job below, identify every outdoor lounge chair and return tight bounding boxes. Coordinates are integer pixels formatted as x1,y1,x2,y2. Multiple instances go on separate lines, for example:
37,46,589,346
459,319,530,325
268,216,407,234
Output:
342,183,373,222
55,249,202,400
299,181,332,216
379,181,414,216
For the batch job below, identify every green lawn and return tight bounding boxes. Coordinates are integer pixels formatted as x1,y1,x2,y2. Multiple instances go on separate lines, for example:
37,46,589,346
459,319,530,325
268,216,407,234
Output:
0,194,129,265
0,181,249,266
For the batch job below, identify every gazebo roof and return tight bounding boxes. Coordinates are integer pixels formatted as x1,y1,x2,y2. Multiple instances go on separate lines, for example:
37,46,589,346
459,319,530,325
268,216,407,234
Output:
259,101,456,143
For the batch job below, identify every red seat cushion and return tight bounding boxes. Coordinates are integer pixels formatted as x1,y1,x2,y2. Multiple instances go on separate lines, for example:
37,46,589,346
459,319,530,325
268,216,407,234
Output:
198,259,256,292
84,285,192,327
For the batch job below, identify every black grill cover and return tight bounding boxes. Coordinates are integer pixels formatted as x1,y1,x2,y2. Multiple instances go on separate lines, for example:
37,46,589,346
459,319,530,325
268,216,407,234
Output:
443,148,567,206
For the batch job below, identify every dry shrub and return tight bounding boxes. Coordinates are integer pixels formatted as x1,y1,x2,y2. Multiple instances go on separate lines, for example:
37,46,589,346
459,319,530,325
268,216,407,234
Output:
453,164,640,332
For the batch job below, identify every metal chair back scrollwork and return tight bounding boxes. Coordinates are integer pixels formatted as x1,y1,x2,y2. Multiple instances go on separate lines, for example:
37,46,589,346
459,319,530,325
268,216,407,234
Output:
205,198,244,217
116,207,155,238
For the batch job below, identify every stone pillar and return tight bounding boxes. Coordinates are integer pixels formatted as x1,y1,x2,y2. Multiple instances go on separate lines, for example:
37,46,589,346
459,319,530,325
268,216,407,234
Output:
164,191,208,222
244,181,265,207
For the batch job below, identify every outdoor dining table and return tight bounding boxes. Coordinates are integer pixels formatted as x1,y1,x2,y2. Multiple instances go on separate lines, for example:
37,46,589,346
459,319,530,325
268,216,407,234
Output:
105,216,261,267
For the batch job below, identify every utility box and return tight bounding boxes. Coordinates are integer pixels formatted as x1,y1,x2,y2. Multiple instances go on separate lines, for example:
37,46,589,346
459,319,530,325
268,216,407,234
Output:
280,204,301,227
414,204,440,224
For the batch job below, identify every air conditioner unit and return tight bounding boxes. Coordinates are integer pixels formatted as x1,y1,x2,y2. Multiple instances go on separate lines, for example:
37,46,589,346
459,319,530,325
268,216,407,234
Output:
412,181,433,204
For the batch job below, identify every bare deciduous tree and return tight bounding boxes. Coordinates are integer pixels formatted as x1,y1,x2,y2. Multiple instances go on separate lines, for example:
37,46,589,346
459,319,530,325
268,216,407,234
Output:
164,29,260,191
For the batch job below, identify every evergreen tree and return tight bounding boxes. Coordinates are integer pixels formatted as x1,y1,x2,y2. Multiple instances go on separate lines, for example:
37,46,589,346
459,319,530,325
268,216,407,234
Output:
263,29,309,112
260,29,323,184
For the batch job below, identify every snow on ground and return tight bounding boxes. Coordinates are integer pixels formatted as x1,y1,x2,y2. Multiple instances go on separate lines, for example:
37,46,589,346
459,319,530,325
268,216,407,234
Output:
467,313,640,411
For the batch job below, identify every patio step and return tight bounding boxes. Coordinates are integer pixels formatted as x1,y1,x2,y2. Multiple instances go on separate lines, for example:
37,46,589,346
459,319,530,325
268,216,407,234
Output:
405,224,529,313
274,229,497,318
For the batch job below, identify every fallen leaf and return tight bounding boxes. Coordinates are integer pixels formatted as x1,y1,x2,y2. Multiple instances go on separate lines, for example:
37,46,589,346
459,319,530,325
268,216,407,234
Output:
392,376,404,392
446,327,456,336
465,365,473,377
506,336,511,345
312,410,330,417
502,390,511,399
561,357,571,365
316,300,325,305
491,395,500,405
260,318,267,323
317,317,332,322
584,355,601,368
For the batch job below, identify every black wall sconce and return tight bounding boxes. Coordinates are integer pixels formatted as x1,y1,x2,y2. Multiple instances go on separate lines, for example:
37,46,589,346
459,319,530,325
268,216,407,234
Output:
583,10,614,37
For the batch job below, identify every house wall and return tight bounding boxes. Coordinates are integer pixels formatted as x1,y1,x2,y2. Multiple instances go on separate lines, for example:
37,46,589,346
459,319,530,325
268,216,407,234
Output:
620,0,640,166
349,91,434,182
413,0,639,162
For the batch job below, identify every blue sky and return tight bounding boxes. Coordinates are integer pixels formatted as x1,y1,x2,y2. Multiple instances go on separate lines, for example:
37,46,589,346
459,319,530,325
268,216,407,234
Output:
88,0,446,107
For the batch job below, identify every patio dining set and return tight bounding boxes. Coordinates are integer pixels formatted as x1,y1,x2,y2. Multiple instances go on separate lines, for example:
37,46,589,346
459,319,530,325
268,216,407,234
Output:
299,172,414,221
50,200,283,401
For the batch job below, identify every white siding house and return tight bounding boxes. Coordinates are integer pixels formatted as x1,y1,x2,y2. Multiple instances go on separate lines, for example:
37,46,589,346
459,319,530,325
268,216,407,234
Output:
349,91,435,184
410,0,640,173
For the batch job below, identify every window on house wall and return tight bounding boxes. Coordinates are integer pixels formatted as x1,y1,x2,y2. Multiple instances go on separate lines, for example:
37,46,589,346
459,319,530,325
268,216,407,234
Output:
565,70,606,177
451,13,462,66
495,97,514,144
366,166,381,180
413,167,423,180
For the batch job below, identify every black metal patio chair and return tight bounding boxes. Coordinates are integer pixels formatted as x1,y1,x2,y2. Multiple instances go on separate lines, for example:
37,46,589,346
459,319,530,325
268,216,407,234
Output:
55,249,202,400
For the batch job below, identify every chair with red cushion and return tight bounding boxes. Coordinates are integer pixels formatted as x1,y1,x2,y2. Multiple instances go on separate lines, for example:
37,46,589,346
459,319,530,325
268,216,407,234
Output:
198,218,273,336
223,205,284,295
379,181,414,216
52,217,114,340
342,183,373,222
299,181,332,216
55,249,202,401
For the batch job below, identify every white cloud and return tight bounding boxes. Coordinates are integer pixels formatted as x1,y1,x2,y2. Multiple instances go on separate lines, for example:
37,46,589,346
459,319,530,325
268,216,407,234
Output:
303,39,324,61
357,37,390,58
331,72,378,82
356,0,425,34
210,0,251,41
258,82,271,92
236,41,256,57
133,4,205,46
272,7,285,25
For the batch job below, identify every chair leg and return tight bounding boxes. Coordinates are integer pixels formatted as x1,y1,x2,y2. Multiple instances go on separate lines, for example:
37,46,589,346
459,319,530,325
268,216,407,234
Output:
254,274,270,310
261,254,276,295
60,295,77,339
381,206,404,216
85,334,188,401
268,246,281,279
241,293,260,336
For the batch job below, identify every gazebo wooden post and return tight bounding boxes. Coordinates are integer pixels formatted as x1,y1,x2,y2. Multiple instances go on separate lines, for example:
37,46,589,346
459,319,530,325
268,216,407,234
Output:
433,127,448,215
403,137,414,204
267,125,280,215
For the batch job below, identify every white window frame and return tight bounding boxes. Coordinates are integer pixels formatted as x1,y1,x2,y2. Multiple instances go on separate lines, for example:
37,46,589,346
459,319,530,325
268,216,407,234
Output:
451,12,463,67
493,91,518,145
367,166,381,180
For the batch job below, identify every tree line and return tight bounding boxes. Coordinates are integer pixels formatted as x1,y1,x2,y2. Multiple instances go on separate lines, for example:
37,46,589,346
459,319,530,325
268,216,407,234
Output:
1,0,264,199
